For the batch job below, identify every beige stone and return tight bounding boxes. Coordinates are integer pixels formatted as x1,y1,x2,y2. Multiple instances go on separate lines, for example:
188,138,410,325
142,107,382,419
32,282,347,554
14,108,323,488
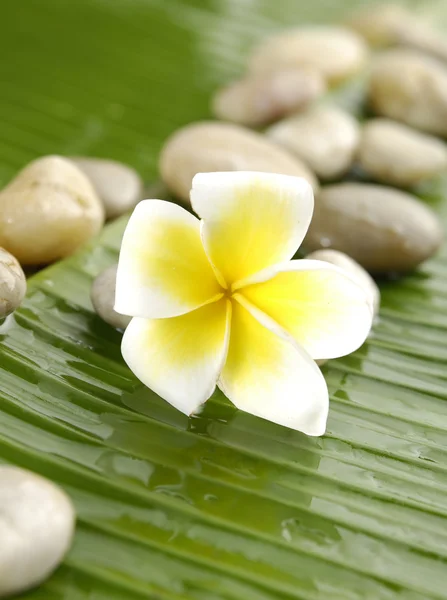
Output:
267,106,360,180
159,121,318,204
249,26,368,84
0,248,26,318
212,68,325,127
358,118,447,186
345,4,416,46
369,50,447,136
0,156,104,265
347,3,447,63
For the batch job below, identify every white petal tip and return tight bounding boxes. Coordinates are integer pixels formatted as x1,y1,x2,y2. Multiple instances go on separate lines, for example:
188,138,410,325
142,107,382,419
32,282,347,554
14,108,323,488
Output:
302,421,327,437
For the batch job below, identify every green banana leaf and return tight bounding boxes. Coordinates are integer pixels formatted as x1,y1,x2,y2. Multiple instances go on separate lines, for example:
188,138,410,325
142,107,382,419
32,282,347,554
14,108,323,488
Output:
2,0,447,598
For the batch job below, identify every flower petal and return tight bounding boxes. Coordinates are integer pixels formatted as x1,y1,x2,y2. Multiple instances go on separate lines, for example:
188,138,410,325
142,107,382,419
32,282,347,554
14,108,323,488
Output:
219,298,328,436
122,299,231,415
190,172,314,287
240,259,373,360
115,200,222,318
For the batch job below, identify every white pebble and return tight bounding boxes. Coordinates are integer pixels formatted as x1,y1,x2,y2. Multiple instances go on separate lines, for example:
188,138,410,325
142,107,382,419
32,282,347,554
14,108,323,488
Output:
0,466,75,597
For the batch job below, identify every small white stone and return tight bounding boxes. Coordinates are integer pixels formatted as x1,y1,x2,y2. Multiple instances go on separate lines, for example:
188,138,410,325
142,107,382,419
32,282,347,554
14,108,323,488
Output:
212,68,325,127
0,248,26,318
249,26,368,84
369,50,447,137
91,264,131,330
0,466,75,598
358,118,447,186
70,157,143,220
267,106,360,180
306,249,380,316
159,121,318,204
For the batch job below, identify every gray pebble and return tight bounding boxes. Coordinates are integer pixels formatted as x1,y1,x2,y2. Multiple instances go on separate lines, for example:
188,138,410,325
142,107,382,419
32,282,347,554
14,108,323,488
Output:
0,466,75,598
304,183,443,272
0,248,26,318
70,157,143,220
91,265,131,329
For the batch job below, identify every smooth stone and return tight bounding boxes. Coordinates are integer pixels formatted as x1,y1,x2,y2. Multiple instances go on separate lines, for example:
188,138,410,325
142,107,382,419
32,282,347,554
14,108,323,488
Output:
159,121,318,204
306,249,380,316
91,264,131,330
249,26,368,84
345,4,418,47
0,466,75,598
70,157,143,220
358,118,447,186
369,50,447,137
304,183,443,272
395,21,447,64
347,4,447,64
0,156,104,266
267,106,360,180
0,248,26,318
212,68,325,127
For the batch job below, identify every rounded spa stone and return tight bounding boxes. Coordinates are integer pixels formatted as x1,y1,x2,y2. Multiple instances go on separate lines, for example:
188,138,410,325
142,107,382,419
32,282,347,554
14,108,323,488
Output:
345,4,416,47
159,121,318,204
358,118,447,186
347,4,447,64
0,466,75,598
248,26,368,84
0,248,26,318
91,264,131,330
70,157,143,220
369,50,447,137
212,68,325,127
306,248,380,316
304,183,444,272
0,156,104,266
267,105,360,180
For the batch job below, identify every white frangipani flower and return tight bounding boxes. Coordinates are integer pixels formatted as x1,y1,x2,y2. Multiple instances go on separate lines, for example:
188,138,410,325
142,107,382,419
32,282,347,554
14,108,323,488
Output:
115,171,373,436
